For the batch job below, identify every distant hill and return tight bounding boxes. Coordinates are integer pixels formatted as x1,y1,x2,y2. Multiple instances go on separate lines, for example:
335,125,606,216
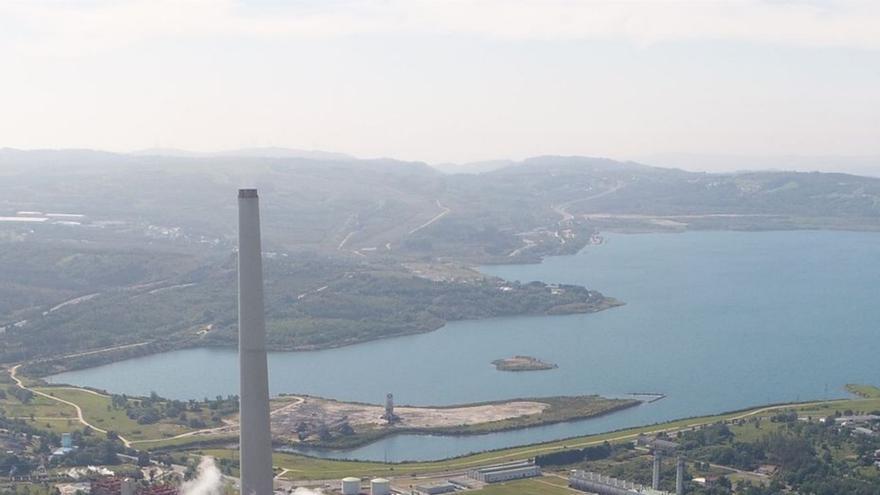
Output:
3,149,880,363
132,147,358,162
2,150,880,255
431,159,515,174
639,152,880,177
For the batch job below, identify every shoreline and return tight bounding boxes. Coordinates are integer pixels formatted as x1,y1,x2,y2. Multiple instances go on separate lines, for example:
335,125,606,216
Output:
21,226,856,378
199,394,869,474
28,296,624,378
273,395,641,451
7,363,644,454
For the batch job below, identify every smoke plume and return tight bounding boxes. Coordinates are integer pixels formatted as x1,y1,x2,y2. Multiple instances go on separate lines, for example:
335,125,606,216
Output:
181,457,224,495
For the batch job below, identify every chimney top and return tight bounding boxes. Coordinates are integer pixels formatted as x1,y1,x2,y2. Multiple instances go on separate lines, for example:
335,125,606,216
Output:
239,188,258,198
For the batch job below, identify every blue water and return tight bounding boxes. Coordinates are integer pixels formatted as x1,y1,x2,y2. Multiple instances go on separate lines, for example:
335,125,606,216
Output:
47,231,880,461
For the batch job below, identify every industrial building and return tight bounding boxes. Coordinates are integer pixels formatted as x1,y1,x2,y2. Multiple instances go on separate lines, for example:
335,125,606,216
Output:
413,481,457,495
466,460,541,483
569,471,670,495
637,435,685,493
570,452,687,495
90,478,177,495
50,432,77,459
834,415,880,424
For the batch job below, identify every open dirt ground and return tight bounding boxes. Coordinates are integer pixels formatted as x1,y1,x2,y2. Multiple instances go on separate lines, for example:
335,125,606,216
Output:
270,396,549,434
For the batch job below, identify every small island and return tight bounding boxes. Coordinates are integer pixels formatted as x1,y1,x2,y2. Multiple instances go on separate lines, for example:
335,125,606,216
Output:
492,355,558,372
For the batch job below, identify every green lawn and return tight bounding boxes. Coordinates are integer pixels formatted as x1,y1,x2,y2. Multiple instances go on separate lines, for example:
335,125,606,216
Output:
32,387,201,442
845,384,880,399
727,418,785,442
0,392,77,419
792,397,880,417
3,371,233,447
724,396,880,444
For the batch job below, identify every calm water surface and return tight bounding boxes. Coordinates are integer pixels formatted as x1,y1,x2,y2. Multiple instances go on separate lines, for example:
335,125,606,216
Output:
47,231,880,461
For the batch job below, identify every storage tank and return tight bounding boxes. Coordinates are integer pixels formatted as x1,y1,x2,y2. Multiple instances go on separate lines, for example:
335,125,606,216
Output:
341,477,361,495
370,478,391,495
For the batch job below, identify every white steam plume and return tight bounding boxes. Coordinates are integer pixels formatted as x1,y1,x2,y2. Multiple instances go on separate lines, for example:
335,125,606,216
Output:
181,457,224,495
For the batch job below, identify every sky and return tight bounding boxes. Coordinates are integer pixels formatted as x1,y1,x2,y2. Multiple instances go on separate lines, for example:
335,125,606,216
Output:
1,0,879,169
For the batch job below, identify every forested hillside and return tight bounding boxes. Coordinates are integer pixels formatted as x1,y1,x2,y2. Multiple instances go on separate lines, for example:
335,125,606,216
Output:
2,149,878,366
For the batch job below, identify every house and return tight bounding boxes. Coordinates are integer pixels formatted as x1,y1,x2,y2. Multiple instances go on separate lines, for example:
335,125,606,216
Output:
755,465,779,476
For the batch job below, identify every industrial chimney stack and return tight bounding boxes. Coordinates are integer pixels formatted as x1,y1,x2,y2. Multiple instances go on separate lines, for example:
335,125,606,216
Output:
676,456,685,495
652,451,661,490
238,189,274,495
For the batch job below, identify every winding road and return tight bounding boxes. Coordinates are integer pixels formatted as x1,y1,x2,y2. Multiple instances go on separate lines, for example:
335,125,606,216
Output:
552,183,625,224
408,200,451,235
8,364,132,447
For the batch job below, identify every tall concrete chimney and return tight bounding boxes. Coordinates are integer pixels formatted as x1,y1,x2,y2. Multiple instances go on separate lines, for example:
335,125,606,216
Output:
238,189,274,495
676,456,685,495
652,451,661,490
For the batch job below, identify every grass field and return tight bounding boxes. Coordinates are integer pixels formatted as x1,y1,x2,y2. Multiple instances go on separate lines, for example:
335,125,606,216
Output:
724,395,880,438
35,387,199,441
1,381,210,442
0,392,76,419
845,384,880,399
4,366,233,447
791,397,880,417
726,418,784,442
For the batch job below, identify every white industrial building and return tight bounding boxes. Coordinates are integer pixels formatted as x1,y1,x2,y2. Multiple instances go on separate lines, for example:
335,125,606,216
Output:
570,470,671,495
414,482,457,495
466,460,541,483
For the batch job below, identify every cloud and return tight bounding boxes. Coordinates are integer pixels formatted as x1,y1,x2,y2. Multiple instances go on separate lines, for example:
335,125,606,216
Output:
2,0,880,57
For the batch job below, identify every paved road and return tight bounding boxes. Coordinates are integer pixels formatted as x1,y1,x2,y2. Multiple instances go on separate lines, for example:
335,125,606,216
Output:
409,200,451,235
552,183,625,224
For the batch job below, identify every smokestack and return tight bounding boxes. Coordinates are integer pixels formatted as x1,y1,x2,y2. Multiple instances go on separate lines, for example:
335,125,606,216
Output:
238,189,274,495
652,451,661,490
676,456,685,495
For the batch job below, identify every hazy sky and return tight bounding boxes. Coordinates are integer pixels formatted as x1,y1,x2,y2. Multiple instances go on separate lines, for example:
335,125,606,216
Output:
1,0,879,166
